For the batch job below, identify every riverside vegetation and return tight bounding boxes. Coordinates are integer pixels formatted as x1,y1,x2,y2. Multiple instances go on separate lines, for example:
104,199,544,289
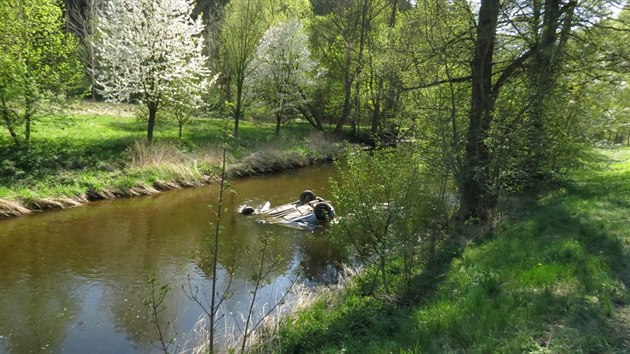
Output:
0,102,341,218
3,0,630,352
249,147,630,353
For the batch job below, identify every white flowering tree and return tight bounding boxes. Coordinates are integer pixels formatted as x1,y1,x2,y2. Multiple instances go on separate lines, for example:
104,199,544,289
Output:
95,0,212,144
163,77,207,140
249,19,317,134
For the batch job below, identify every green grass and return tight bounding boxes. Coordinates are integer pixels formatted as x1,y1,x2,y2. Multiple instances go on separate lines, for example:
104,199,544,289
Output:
0,102,340,205
272,148,630,353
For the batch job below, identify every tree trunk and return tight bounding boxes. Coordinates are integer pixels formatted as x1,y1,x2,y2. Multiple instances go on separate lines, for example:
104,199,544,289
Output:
371,107,380,136
275,113,281,135
179,122,183,140
525,0,555,182
352,77,361,137
524,0,575,185
334,61,354,135
1,103,21,147
25,115,31,149
334,0,370,135
147,102,157,144
298,106,323,131
233,72,244,138
458,0,501,222
296,89,324,131
389,0,399,27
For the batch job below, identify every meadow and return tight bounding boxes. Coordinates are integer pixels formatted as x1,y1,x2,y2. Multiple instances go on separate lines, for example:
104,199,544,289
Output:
0,102,340,217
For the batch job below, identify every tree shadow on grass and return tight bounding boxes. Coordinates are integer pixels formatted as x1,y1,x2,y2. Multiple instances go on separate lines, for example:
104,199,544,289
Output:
397,175,630,352
0,137,134,184
276,241,459,353
277,166,630,353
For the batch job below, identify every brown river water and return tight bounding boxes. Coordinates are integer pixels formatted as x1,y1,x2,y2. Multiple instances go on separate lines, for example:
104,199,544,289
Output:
0,164,343,353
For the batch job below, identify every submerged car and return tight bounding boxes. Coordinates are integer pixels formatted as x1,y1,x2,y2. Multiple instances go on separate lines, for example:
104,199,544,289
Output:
239,190,335,230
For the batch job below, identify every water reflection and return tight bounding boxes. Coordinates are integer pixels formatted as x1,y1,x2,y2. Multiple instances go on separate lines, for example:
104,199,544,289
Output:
0,164,342,353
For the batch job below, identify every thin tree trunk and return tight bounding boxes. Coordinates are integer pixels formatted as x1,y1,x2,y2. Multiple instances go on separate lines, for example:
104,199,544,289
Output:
90,0,98,101
352,78,361,137
241,247,266,353
524,0,575,184
334,0,370,135
24,95,32,149
1,103,21,147
334,61,354,135
234,73,244,138
389,0,398,27
298,105,324,131
25,115,31,149
275,113,281,135
209,143,228,354
371,108,380,136
147,102,157,144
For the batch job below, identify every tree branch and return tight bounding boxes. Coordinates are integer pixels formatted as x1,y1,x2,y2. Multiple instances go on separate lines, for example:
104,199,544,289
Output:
401,75,472,93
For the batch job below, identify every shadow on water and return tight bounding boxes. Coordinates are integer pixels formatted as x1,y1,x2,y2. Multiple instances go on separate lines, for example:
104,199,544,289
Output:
0,164,344,353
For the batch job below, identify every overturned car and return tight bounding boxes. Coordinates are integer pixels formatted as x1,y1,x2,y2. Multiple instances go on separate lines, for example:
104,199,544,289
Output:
239,190,336,230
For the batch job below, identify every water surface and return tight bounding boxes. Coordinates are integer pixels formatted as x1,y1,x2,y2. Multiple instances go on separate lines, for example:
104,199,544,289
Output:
0,164,341,353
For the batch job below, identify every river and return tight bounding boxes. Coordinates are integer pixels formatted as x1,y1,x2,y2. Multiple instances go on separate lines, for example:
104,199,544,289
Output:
0,164,343,353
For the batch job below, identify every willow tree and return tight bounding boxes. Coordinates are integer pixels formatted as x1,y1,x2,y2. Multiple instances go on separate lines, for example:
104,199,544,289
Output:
95,0,212,144
0,0,83,148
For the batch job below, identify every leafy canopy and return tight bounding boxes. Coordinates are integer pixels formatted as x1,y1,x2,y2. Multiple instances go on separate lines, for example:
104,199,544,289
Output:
0,0,83,146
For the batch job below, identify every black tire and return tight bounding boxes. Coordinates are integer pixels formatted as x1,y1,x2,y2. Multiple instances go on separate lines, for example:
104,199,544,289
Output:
299,190,317,204
241,206,255,215
313,202,334,221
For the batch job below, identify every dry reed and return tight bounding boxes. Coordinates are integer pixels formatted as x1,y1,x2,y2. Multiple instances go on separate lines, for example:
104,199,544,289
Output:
182,265,361,354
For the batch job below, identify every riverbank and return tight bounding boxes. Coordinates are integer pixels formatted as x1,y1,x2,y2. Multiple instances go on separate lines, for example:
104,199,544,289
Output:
261,147,630,353
0,102,342,219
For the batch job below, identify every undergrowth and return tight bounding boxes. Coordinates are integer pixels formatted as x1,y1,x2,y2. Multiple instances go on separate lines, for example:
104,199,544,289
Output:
270,147,630,353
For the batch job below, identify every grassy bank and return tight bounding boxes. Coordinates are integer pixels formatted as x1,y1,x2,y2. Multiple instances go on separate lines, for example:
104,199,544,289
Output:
0,102,341,218
266,148,630,353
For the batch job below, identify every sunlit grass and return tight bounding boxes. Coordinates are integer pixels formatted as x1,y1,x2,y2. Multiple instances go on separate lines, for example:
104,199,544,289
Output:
270,147,630,353
0,102,340,211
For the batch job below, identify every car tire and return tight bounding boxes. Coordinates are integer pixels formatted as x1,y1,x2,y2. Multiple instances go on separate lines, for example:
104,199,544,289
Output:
299,190,316,204
313,202,334,221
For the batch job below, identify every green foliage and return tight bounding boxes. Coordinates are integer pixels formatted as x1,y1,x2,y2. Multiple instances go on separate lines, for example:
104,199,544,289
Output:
0,104,335,203
0,0,84,146
273,148,630,353
276,286,399,353
575,8,630,145
331,146,450,295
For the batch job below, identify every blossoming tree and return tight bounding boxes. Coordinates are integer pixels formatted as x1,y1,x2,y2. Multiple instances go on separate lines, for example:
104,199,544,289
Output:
248,19,317,134
95,0,213,144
